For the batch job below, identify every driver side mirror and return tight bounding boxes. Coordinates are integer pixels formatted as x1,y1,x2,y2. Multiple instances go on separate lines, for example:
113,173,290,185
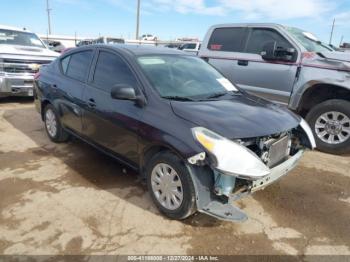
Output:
261,41,296,62
111,84,145,107
111,84,137,100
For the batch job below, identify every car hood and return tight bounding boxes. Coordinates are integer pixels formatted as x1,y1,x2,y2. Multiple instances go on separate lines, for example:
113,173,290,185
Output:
0,44,59,59
170,94,301,139
319,51,350,63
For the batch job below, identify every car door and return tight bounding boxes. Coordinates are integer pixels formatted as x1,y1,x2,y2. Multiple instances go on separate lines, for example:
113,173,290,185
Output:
55,49,94,133
82,49,142,164
234,27,299,104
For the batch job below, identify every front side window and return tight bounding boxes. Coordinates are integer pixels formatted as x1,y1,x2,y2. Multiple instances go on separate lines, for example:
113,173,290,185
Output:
207,27,247,52
286,27,333,52
93,51,137,92
63,50,93,82
137,55,239,100
0,29,45,48
246,28,293,54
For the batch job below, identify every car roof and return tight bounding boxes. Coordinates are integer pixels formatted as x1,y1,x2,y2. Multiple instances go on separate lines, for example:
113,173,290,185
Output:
0,24,32,33
209,23,285,29
84,44,190,56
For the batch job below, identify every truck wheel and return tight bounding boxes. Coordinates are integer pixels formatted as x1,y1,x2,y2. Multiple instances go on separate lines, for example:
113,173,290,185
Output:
145,151,197,220
44,104,69,143
306,99,350,154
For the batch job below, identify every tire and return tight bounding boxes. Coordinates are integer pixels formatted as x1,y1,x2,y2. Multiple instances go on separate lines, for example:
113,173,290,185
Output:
145,151,197,220
305,99,350,155
43,104,69,143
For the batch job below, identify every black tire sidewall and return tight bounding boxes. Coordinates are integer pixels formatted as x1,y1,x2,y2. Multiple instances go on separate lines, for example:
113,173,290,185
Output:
306,99,350,154
146,151,197,220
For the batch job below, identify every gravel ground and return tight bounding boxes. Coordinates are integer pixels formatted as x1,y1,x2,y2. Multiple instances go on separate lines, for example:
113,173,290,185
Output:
0,98,349,256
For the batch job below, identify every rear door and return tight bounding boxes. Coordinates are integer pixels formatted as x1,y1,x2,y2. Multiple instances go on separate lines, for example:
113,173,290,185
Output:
55,49,94,133
203,27,250,89
82,49,142,164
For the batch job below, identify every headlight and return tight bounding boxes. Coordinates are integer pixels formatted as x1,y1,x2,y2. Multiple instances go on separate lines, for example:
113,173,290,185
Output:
192,127,270,179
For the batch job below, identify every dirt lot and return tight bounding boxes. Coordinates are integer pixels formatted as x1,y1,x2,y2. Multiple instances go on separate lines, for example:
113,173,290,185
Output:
0,98,349,256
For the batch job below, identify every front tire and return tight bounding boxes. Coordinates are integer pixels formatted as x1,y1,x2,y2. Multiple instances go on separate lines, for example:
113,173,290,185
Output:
306,99,350,154
44,104,69,143
146,151,197,220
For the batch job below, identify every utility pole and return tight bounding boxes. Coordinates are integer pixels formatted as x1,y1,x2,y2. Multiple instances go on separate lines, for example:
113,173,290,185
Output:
136,0,140,40
329,18,335,45
46,0,52,35
339,35,344,47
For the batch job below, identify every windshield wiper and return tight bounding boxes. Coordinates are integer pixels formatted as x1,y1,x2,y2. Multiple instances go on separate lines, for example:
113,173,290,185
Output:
162,96,195,101
204,92,228,100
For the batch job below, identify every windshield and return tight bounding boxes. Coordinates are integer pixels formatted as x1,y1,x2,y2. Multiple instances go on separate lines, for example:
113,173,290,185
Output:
0,29,45,48
286,27,332,52
137,55,238,100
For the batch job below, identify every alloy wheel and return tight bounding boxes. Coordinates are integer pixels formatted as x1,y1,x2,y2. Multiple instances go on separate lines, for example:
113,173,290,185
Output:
315,111,350,144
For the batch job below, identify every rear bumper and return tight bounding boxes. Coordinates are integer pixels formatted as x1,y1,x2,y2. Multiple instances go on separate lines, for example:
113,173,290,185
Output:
0,73,34,97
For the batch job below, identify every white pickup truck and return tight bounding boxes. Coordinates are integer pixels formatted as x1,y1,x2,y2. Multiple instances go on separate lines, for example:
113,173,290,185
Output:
0,25,58,97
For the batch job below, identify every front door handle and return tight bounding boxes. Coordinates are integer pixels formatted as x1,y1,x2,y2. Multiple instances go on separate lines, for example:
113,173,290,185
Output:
237,60,249,66
87,98,96,108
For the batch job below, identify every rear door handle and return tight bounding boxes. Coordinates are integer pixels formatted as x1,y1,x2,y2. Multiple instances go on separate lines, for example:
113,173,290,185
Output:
237,60,249,66
87,98,96,108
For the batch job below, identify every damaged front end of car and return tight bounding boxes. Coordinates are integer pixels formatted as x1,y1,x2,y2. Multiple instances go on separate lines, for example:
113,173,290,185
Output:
186,119,315,222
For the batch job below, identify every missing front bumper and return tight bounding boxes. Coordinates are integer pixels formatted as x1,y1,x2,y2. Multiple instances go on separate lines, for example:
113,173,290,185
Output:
187,150,304,222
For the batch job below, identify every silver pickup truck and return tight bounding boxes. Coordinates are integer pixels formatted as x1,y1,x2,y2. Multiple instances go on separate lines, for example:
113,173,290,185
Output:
199,23,350,154
0,25,58,98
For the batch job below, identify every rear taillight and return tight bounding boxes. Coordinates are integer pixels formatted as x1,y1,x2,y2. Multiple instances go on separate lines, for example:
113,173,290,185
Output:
34,72,41,80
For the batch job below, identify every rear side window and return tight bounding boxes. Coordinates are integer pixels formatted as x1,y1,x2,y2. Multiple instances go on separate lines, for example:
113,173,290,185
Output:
62,50,93,82
92,51,138,92
207,27,247,52
61,56,70,74
246,28,293,54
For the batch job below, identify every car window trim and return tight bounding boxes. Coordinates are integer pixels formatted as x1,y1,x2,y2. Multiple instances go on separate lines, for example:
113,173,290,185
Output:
59,48,96,84
244,27,300,61
207,26,249,53
87,48,146,98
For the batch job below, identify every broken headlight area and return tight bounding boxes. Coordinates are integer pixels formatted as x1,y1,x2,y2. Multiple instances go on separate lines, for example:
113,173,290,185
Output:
190,122,313,199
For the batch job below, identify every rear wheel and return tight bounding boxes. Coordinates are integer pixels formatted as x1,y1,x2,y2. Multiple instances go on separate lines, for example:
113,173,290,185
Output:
306,99,350,154
44,104,69,143
146,151,197,220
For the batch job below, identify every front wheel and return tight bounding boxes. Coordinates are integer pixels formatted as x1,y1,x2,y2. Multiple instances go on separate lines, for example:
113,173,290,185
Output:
146,151,197,220
306,99,350,154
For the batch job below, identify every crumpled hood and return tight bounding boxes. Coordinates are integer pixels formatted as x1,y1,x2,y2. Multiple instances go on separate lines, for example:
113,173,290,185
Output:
319,51,350,63
0,44,59,59
302,51,350,72
171,94,301,139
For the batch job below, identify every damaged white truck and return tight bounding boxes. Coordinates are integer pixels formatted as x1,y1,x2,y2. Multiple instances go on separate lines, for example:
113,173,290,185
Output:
0,25,58,98
199,24,350,154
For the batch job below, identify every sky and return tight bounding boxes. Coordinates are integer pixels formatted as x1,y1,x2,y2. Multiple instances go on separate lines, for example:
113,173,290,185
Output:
1,0,350,45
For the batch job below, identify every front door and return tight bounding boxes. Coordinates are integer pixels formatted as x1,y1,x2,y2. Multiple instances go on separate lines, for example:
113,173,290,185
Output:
232,27,299,104
82,49,142,164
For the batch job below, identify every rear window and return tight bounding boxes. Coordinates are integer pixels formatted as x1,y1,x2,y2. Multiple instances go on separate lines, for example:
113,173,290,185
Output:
207,27,247,52
61,50,93,82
